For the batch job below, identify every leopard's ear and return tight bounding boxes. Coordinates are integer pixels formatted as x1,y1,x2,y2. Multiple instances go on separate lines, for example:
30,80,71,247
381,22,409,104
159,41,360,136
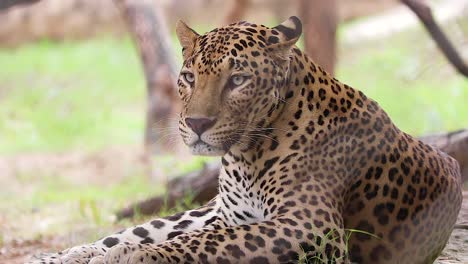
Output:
268,16,302,62
176,20,200,60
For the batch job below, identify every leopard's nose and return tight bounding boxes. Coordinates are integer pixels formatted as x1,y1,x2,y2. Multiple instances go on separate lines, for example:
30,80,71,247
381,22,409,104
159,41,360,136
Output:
185,117,217,136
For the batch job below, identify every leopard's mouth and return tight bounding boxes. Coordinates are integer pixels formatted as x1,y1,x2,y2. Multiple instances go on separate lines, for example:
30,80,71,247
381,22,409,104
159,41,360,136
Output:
185,131,242,156
189,140,226,156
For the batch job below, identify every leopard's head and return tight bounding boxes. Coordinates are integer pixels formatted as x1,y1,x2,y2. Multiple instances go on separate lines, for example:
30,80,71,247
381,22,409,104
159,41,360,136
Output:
176,17,302,156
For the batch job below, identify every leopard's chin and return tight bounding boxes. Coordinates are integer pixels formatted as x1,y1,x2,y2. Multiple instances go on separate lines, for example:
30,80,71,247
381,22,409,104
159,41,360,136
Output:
189,141,226,156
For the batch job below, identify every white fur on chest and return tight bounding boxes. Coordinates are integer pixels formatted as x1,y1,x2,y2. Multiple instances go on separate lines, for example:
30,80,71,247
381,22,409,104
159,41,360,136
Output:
218,168,266,226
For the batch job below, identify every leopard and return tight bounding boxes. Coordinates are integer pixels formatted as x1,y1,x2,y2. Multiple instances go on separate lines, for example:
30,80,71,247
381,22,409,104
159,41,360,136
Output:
28,16,462,264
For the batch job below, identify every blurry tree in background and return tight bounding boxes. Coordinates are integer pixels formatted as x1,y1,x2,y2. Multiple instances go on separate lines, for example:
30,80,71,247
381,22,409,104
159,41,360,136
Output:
223,0,338,73
401,0,468,77
299,0,338,74
0,0,125,47
114,0,180,156
223,0,250,25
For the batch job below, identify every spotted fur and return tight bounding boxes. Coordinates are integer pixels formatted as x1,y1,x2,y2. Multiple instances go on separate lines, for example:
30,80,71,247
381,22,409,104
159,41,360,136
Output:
28,16,462,264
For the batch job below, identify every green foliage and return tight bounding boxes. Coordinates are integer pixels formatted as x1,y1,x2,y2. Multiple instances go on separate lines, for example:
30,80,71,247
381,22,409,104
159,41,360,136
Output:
297,228,381,263
79,199,102,226
297,228,342,264
0,38,145,154
26,174,156,206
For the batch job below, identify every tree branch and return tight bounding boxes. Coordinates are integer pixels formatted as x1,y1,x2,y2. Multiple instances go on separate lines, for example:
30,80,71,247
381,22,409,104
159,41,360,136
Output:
401,0,468,77
0,0,39,11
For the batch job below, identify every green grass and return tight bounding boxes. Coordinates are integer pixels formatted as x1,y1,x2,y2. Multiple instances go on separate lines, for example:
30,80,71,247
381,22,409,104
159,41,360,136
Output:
0,155,209,209
29,174,156,206
0,155,209,241
297,228,381,263
0,37,146,154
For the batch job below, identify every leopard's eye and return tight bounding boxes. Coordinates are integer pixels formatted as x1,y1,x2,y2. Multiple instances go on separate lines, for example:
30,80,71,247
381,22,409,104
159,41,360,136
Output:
231,75,245,86
227,74,249,89
182,72,195,84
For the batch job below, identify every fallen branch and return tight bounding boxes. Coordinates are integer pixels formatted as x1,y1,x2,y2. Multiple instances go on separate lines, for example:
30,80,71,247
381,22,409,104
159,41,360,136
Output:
401,0,468,77
454,224,468,230
116,162,219,219
419,129,468,182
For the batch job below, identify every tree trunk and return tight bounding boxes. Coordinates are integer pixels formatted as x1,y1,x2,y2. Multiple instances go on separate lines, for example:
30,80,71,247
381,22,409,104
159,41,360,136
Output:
299,0,338,75
223,0,250,25
114,0,180,155
221,0,339,74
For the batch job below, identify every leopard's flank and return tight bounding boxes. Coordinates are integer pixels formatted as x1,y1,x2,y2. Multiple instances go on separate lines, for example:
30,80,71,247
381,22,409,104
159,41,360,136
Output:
29,16,462,264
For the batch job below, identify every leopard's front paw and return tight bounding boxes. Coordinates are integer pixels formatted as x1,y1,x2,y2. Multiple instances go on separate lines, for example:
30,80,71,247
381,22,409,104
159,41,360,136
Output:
62,245,106,264
26,248,70,264
26,253,63,264
93,242,162,264
26,245,105,264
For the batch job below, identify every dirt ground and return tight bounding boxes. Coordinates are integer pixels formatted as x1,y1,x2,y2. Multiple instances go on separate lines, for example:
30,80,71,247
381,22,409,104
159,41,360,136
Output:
0,146,150,263
0,145,148,187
